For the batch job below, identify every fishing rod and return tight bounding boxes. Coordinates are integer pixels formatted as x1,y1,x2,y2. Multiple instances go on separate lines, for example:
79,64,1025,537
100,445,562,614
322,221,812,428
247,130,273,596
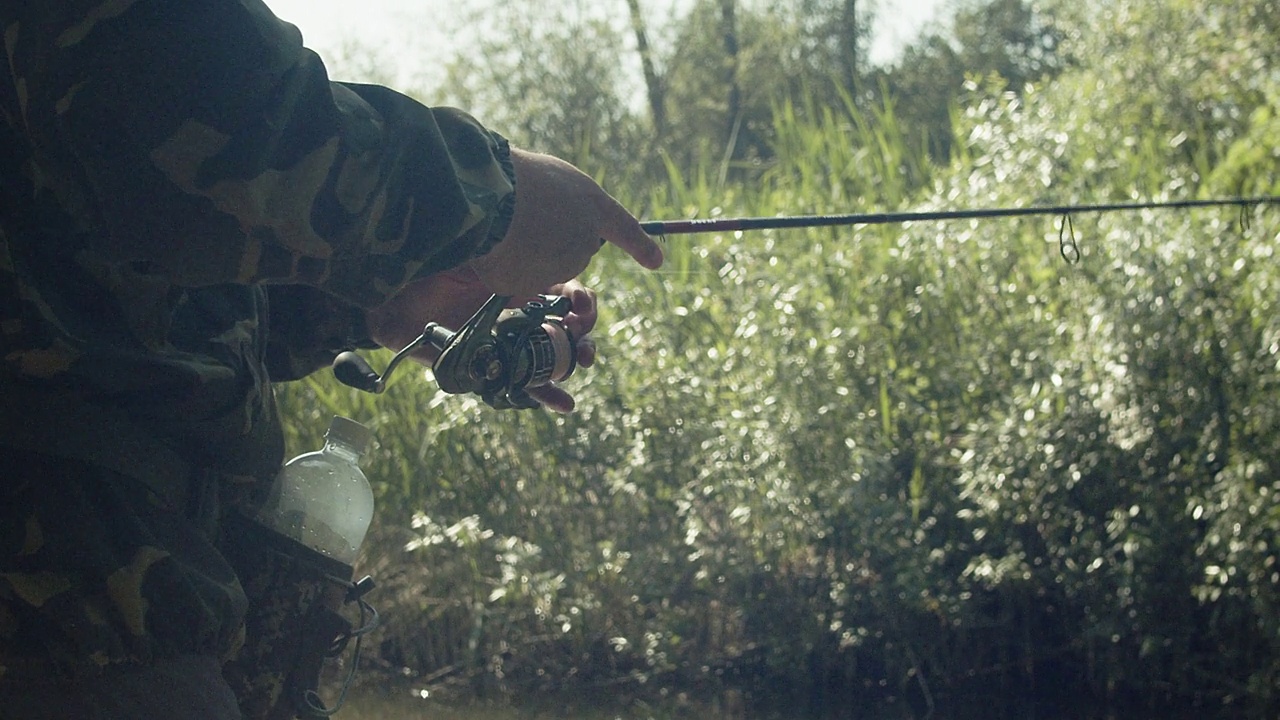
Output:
638,196,1280,236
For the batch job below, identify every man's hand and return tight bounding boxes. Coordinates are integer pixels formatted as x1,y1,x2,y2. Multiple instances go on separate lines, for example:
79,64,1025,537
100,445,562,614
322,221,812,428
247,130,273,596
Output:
364,149,661,412
469,148,664,297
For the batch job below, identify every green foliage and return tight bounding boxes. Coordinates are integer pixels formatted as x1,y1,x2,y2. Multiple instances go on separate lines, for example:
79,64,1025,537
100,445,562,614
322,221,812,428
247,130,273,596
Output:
428,0,650,184
281,0,1280,716
659,0,871,171
869,0,1064,162
1039,0,1275,196
1210,81,1280,197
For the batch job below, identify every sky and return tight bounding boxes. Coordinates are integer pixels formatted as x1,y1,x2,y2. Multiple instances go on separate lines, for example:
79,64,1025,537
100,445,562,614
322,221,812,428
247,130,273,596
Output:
263,0,950,87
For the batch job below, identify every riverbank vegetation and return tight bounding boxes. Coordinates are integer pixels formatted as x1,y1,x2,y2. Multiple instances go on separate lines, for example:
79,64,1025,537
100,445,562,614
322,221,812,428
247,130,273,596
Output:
282,0,1280,716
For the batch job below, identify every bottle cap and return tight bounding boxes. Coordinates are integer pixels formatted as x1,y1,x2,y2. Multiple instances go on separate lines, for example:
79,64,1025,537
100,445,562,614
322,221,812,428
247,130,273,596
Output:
326,416,373,453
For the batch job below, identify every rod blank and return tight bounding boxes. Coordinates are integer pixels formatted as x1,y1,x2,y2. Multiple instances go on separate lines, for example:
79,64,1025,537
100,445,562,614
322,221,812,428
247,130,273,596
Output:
639,196,1280,236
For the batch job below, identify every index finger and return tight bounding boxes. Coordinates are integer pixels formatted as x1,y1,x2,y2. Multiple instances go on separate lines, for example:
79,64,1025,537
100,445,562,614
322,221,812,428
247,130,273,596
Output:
598,195,664,270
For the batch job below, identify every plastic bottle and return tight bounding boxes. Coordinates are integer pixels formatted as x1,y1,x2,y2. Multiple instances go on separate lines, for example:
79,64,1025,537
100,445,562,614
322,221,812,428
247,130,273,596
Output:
256,416,375,566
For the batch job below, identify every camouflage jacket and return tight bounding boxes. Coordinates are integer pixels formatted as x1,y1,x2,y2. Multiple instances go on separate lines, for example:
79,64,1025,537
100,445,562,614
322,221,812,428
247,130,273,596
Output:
0,0,515,482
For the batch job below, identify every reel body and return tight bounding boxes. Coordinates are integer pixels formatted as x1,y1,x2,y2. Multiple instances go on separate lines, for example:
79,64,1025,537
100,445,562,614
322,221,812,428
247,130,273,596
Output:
333,294,577,409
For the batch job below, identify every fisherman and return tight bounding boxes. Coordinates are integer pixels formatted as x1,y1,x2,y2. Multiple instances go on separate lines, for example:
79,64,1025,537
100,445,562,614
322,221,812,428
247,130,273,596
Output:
0,2,662,718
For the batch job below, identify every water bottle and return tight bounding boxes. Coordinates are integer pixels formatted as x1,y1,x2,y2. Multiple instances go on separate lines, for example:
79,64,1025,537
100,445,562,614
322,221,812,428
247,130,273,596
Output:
256,416,375,566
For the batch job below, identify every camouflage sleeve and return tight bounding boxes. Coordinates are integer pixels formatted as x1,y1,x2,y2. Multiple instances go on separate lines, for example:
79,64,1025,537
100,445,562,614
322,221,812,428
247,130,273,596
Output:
1,0,515,311
262,284,379,382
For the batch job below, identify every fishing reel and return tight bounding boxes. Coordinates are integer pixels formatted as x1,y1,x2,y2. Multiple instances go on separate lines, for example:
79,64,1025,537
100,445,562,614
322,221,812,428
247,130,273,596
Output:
332,294,577,410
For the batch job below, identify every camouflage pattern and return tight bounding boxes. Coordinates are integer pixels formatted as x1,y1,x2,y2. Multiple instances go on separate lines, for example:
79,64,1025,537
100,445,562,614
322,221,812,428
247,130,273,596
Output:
1,0,516,716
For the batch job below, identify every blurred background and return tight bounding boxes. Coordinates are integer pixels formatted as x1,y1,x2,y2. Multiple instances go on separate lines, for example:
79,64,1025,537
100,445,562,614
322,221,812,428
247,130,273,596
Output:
265,0,1280,717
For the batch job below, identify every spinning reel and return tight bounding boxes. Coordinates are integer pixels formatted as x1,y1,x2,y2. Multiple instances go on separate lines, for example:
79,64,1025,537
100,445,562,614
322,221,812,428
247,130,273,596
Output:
332,294,577,410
